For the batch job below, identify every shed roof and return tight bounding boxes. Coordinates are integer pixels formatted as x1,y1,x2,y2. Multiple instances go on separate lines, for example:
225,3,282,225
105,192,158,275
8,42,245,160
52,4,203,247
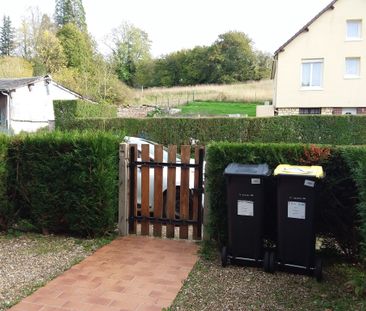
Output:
274,0,338,56
0,75,86,100
0,76,45,91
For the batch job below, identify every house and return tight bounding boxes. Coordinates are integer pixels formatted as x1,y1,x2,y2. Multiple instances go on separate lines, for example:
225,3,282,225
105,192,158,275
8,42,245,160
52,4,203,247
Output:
0,75,82,134
272,0,366,116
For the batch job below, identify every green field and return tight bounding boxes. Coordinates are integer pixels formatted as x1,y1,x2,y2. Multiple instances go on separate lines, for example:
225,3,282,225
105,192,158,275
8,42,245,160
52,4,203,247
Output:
180,101,258,116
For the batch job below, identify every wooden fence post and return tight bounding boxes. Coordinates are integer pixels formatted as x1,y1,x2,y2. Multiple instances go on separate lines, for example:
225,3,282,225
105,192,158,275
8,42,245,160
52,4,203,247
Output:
118,143,129,236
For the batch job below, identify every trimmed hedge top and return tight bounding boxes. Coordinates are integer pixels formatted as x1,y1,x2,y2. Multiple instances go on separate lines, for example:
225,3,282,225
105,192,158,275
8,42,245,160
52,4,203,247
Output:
59,115,366,146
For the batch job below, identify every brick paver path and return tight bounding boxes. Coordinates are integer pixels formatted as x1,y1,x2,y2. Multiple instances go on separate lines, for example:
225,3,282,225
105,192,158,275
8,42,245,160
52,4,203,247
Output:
10,236,198,311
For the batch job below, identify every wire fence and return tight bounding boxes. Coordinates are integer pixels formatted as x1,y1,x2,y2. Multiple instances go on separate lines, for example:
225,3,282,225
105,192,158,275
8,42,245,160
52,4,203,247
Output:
136,92,196,109
134,88,271,108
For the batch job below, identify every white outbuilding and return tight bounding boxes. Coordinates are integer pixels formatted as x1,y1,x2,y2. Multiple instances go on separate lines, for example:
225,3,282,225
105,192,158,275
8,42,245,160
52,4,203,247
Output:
0,75,83,134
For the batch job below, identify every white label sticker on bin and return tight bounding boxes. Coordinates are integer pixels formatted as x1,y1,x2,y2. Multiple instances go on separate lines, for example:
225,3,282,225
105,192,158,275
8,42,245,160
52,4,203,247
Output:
304,179,315,188
287,201,306,219
251,178,261,185
237,200,254,216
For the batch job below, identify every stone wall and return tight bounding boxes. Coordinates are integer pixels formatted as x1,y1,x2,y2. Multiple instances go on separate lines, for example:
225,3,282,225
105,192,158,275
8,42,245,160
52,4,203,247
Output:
278,107,366,116
321,108,333,115
277,108,299,116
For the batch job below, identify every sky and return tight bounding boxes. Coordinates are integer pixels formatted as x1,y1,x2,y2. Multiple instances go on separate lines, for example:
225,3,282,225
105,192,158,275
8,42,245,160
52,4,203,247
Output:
2,0,332,57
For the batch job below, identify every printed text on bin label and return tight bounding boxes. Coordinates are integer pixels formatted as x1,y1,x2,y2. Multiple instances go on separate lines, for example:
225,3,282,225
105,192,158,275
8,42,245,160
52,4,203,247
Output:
238,200,254,217
288,201,306,220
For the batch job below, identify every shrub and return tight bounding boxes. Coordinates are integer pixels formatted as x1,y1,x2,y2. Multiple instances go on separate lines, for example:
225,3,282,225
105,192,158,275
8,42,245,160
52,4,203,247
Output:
61,115,366,146
205,142,366,259
7,131,120,237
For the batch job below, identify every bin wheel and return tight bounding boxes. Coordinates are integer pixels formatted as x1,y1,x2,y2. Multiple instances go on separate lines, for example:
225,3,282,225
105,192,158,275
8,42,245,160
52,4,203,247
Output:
221,246,228,267
268,251,276,273
314,258,323,282
263,251,270,272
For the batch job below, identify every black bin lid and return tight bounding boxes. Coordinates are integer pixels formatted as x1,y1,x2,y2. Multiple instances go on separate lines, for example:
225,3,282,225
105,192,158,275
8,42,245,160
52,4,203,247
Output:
224,163,271,176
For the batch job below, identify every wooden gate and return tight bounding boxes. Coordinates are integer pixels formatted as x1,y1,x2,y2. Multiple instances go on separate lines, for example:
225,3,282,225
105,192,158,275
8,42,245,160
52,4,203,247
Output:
118,143,205,240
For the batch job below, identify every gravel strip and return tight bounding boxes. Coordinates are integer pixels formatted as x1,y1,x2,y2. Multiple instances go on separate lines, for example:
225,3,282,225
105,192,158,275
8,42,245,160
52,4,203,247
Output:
170,259,305,311
0,233,103,311
170,256,365,311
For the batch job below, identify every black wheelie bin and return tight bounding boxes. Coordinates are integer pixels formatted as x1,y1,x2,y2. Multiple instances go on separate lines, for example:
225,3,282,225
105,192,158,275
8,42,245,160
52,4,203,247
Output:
222,163,271,267
273,164,324,281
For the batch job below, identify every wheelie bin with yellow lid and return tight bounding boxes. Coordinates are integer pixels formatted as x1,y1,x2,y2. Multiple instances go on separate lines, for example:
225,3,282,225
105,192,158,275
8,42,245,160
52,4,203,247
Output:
270,165,324,281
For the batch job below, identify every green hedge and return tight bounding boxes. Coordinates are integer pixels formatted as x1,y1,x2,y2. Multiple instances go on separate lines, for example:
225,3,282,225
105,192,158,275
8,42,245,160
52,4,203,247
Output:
54,100,117,129
6,131,120,237
0,135,10,229
61,115,366,145
205,142,366,259
341,147,366,256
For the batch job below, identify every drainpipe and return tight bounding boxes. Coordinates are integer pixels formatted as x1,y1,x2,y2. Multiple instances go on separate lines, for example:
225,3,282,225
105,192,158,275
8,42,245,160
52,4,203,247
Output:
1,91,10,131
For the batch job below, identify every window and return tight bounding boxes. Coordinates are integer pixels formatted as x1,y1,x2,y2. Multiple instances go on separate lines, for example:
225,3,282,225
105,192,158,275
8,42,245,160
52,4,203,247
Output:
342,108,357,115
346,20,362,40
301,59,323,88
299,108,321,115
345,57,361,78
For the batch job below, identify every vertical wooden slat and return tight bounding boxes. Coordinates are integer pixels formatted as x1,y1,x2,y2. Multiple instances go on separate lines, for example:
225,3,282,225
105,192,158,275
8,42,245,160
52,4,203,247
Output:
179,145,190,239
192,147,200,240
166,145,177,238
153,145,163,237
141,144,150,236
129,144,137,234
118,143,129,236
197,147,205,240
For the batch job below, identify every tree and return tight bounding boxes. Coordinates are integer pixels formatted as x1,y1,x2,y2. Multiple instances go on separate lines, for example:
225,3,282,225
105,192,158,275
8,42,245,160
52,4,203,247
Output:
253,51,273,80
56,23,93,70
210,31,256,83
55,0,87,31
36,30,66,73
0,16,16,56
108,22,152,86
147,31,269,88
54,57,132,105
18,8,56,61
133,58,156,88
181,46,212,85
18,19,32,59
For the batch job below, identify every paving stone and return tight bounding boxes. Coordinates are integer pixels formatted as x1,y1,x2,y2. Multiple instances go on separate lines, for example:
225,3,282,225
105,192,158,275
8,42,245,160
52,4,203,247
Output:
9,236,198,311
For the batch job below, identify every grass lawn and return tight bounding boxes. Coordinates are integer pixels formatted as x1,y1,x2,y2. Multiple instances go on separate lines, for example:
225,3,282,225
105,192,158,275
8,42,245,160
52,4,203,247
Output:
180,101,258,116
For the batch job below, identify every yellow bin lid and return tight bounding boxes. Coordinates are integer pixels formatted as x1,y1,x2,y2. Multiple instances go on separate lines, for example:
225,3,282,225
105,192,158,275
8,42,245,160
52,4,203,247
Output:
274,164,324,179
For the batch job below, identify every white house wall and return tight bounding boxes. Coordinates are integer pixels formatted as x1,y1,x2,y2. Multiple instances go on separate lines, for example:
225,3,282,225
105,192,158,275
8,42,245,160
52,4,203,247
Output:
274,0,366,110
10,81,79,134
